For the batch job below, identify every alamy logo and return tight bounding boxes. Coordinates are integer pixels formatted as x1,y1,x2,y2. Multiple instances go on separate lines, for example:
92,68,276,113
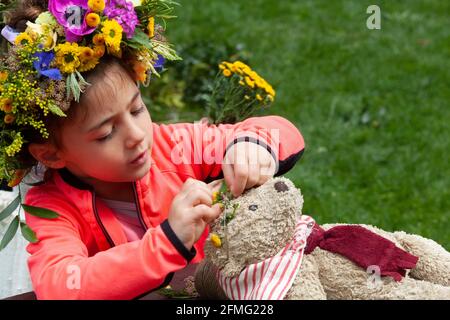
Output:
66,5,84,27
367,5,381,30
66,264,81,290
367,265,382,289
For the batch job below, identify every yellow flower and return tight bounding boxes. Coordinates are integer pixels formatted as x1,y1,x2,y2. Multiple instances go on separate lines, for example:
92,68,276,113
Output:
255,78,267,89
223,69,232,77
5,133,23,157
233,61,248,70
78,47,99,72
88,0,105,13
55,42,81,74
101,19,123,54
15,32,33,46
256,94,263,101
86,13,101,28
148,17,155,38
212,191,220,204
218,64,226,70
245,76,255,88
210,233,222,248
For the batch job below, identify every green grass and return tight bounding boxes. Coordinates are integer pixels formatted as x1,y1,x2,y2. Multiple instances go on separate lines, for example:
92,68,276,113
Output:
162,0,450,249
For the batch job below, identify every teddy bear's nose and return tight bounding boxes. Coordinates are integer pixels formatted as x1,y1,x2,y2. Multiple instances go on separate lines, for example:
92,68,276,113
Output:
274,181,289,192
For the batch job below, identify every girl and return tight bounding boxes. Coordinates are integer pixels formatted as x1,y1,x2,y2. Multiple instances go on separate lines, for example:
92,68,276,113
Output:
1,0,305,299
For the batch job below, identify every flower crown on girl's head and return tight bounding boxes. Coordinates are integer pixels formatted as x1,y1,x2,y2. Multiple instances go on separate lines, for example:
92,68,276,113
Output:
0,0,180,188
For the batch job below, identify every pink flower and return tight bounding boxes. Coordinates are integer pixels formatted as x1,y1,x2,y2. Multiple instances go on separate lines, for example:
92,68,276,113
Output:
104,0,138,39
48,0,96,42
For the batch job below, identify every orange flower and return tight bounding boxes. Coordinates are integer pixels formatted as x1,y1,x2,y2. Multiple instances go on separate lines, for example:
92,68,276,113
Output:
4,114,15,124
0,71,8,82
0,98,13,112
85,13,101,28
93,45,105,58
8,169,28,188
132,61,147,82
93,34,105,46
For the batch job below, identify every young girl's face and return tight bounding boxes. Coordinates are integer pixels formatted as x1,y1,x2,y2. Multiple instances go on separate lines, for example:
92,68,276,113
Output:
57,63,153,183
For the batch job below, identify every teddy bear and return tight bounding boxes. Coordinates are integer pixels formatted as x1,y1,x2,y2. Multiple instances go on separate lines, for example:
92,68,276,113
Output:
194,177,450,300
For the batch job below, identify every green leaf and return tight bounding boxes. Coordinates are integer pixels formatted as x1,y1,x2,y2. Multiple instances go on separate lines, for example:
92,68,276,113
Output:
20,222,38,243
0,215,19,251
124,28,153,51
0,195,20,222
219,181,228,194
48,101,67,117
21,204,59,219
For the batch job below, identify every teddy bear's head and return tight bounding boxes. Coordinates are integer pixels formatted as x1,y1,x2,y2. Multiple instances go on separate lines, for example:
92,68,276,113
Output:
204,177,303,277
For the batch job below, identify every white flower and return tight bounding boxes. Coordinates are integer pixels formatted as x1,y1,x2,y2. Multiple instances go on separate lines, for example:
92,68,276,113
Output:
130,0,142,7
25,21,58,50
35,12,58,28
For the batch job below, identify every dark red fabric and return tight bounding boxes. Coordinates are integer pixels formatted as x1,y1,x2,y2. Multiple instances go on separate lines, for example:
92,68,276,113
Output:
305,224,419,281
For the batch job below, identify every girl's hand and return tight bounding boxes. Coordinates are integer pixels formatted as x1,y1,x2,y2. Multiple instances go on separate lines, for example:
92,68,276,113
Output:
222,141,277,197
168,179,223,250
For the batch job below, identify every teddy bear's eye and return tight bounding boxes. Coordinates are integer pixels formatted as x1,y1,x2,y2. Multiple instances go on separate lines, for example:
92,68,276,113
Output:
248,204,258,211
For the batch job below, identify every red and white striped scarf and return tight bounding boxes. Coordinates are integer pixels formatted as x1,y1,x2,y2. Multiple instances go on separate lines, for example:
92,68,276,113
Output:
216,215,315,300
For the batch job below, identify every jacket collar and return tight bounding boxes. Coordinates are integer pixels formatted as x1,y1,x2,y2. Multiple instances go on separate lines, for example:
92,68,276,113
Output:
57,168,94,191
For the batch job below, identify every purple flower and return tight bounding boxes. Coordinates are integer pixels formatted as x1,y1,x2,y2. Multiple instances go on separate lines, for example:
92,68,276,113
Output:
154,55,165,72
104,0,139,39
48,0,96,42
33,50,62,80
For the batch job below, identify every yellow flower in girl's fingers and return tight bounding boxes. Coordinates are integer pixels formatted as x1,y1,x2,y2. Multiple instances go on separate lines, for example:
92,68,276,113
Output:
212,191,220,204
210,233,222,248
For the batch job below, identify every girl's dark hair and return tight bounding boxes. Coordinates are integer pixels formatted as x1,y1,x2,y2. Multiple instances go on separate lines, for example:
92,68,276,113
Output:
7,0,138,185
7,0,48,32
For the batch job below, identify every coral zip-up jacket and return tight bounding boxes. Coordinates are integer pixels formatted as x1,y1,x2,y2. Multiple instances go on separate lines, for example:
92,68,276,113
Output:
24,116,305,299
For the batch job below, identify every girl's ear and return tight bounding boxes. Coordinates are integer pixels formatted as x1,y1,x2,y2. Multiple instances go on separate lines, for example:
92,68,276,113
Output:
28,142,66,169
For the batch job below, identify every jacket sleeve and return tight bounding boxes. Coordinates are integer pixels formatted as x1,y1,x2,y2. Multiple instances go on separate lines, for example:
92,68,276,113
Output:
24,197,195,300
152,115,305,181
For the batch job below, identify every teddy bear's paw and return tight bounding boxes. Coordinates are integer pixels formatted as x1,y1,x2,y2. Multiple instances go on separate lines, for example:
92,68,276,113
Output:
393,231,450,287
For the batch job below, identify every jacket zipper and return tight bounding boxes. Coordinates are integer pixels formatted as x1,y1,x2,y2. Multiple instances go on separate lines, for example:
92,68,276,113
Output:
133,182,148,231
91,191,116,248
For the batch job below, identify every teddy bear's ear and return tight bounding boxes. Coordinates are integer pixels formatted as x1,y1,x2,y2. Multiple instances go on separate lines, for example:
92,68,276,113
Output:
274,181,289,192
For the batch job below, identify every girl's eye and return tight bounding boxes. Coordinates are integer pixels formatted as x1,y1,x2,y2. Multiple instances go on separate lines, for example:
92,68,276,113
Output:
97,127,115,142
131,106,145,116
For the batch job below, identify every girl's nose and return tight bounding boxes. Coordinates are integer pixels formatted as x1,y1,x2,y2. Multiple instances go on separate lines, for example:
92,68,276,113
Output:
125,120,146,149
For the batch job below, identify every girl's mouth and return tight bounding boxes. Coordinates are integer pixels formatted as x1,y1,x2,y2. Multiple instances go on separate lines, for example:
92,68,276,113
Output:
130,150,148,165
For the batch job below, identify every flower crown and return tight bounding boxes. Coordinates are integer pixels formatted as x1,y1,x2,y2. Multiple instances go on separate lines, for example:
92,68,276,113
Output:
0,0,180,188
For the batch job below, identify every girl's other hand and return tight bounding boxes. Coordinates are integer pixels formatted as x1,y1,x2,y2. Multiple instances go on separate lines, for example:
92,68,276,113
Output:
222,142,276,197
